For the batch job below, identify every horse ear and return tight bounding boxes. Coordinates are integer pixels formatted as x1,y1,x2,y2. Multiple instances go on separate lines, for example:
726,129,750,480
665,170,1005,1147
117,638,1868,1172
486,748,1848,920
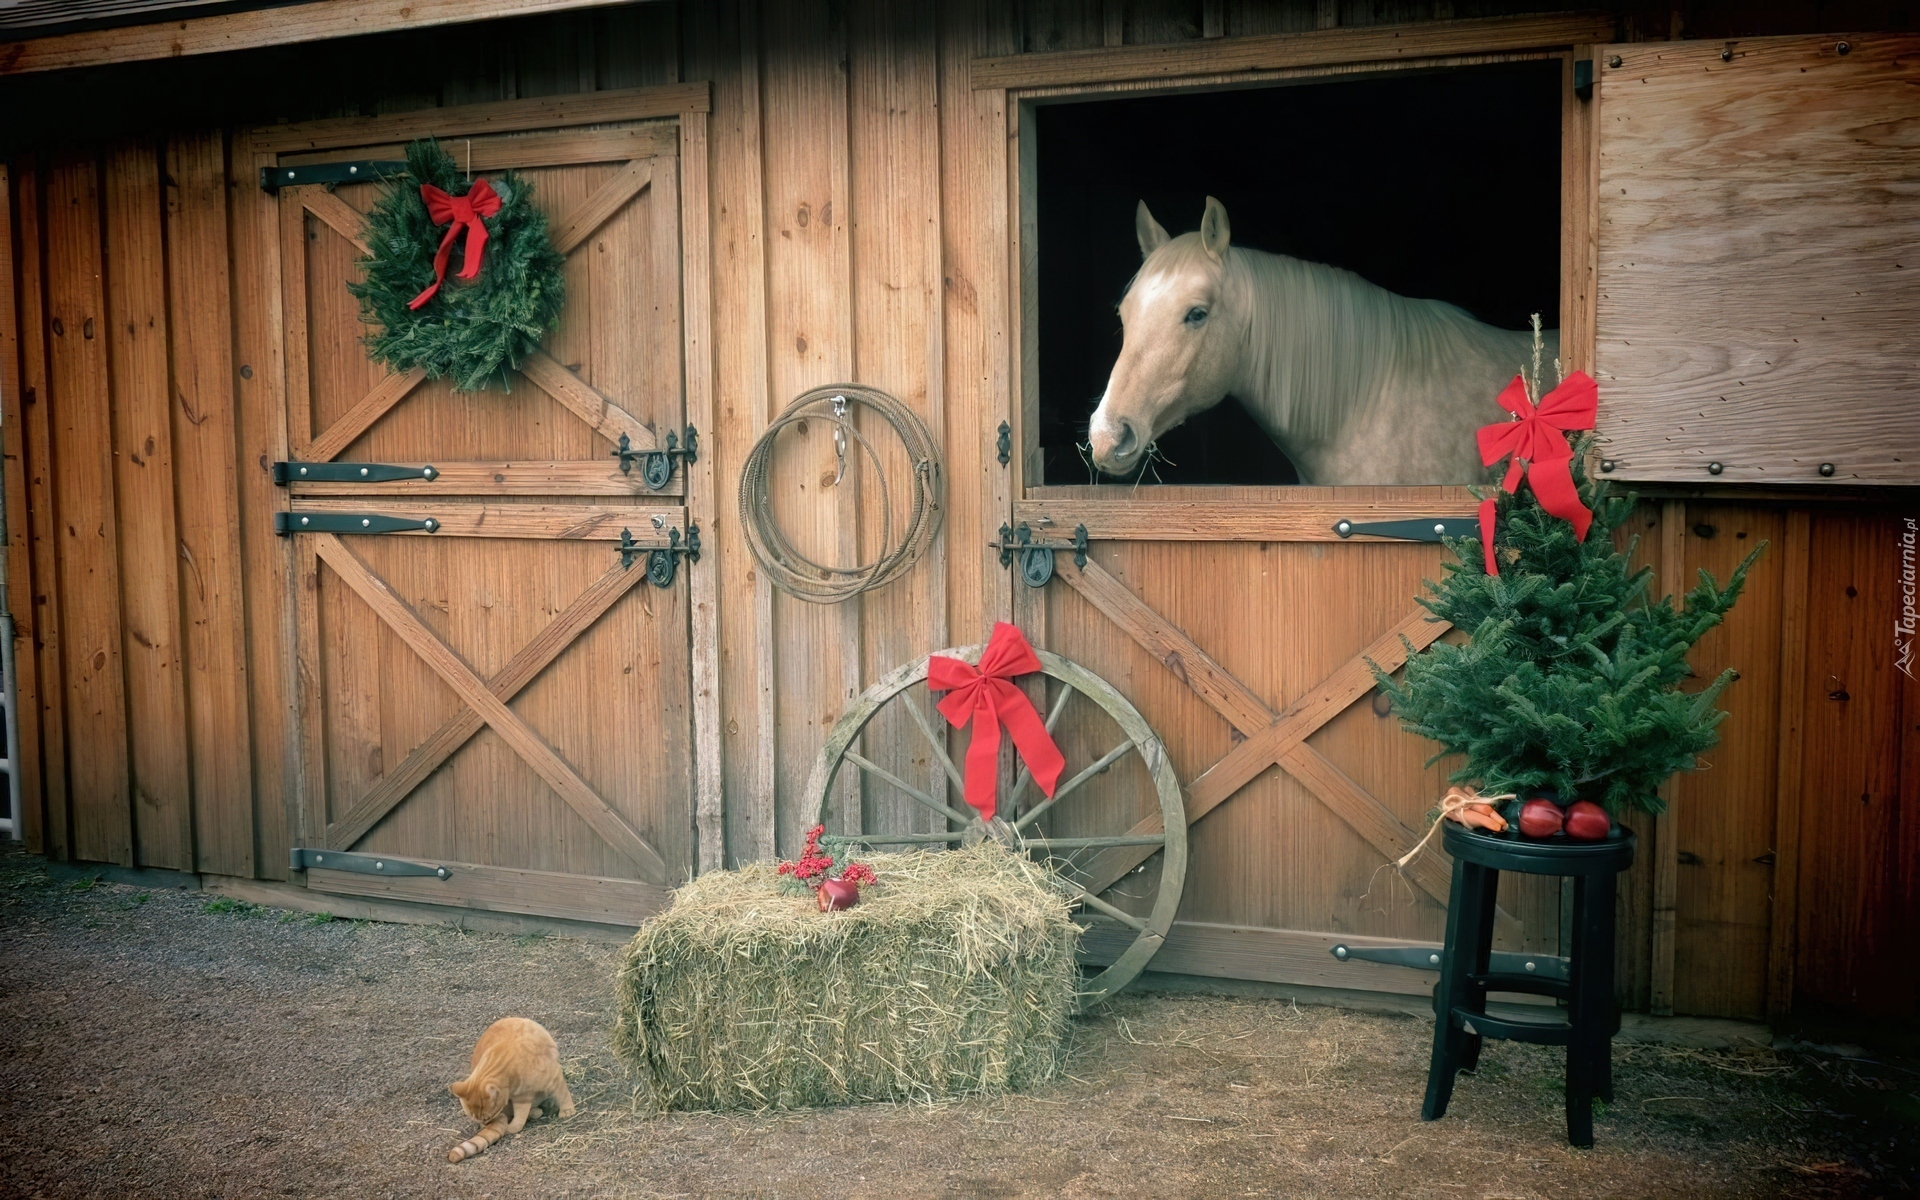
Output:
1200,196,1231,260
1135,201,1170,259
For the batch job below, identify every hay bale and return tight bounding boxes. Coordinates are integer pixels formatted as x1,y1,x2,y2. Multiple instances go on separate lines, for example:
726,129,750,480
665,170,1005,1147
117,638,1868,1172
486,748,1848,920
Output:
612,843,1081,1110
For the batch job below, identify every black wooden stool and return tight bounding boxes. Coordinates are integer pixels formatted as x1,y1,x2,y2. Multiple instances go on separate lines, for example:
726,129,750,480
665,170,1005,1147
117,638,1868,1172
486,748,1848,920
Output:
1422,818,1636,1147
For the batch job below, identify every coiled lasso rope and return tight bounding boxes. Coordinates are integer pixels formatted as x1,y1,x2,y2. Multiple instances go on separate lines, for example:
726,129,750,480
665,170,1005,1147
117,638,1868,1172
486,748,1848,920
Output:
738,384,944,604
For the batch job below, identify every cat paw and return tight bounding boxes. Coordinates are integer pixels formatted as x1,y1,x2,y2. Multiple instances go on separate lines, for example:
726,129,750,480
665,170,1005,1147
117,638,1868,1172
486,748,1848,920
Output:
558,1103,576,1119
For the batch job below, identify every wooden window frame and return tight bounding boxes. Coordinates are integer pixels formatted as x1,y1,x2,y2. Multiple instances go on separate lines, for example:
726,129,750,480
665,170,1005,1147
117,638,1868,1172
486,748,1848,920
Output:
996,17,1606,534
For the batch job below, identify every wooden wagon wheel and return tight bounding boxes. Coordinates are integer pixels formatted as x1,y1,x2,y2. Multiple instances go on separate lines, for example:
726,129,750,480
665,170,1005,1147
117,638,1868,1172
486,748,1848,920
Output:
804,645,1187,1009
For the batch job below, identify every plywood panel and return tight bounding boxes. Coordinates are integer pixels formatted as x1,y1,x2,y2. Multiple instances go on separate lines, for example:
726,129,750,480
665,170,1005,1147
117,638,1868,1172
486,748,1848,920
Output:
43,152,132,867
165,132,258,879
101,140,194,871
1594,35,1920,484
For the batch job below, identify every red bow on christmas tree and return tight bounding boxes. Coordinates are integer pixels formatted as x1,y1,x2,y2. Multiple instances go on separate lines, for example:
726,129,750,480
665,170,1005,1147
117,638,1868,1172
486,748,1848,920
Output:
408,179,502,310
1474,371,1599,577
929,623,1065,822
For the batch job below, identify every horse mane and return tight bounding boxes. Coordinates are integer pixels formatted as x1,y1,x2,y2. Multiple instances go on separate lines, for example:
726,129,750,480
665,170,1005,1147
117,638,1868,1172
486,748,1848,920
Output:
1223,245,1495,452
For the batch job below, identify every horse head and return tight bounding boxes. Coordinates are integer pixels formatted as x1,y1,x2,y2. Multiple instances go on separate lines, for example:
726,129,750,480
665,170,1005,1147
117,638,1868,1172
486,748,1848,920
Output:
1087,197,1245,477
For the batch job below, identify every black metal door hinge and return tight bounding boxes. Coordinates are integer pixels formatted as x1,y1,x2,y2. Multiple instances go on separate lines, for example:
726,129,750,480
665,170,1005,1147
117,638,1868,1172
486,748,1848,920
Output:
612,426,697,490
996,421,1011,467
1332,517,1471,542
290,847,450,879
621,522,700,586
261,161,407,193
276,511,439,535
990,522,1088,588
274,461,439,485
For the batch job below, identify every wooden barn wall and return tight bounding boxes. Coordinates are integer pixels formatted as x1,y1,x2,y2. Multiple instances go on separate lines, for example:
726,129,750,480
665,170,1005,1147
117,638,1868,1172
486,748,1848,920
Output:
2,0,1915,1022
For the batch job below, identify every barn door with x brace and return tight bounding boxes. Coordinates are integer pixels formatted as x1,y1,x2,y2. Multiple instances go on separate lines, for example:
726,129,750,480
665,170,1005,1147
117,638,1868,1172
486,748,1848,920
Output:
1006,488,1563,997
265,89,715,925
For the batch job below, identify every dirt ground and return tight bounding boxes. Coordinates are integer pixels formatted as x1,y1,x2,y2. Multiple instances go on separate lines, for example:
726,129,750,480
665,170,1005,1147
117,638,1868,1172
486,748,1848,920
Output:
0,848,1913,1199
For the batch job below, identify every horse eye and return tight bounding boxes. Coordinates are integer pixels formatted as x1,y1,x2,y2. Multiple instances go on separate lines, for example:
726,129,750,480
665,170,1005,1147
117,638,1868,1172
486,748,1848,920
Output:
1184,307,1208,325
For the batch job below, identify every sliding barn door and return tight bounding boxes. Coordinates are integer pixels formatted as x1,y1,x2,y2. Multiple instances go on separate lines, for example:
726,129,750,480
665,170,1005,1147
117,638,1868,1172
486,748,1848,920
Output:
1013,486,1564,997
269,104,703,924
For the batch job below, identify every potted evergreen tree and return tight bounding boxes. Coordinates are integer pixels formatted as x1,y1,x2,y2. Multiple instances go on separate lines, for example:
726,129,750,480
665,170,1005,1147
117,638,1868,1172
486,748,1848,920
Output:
1377,363,1763,843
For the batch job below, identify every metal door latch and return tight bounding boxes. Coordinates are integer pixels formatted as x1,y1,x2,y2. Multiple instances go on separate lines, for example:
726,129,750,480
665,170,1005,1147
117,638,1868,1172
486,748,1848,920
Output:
1332,517,1470,542
276,512,439,535
990,523,1088,588
612,426,698,490
290,847,450,879
273,461,439,485
621,522,700,586
260,161,406,193
1331,942,1569,981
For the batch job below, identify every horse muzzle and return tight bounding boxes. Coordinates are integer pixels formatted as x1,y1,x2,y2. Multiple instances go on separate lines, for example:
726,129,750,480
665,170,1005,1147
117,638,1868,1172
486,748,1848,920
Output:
1088,414,1145,474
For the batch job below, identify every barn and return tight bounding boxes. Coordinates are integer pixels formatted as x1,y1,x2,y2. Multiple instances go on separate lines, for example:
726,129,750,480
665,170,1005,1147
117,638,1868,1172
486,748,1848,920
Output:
0,0,1913,1031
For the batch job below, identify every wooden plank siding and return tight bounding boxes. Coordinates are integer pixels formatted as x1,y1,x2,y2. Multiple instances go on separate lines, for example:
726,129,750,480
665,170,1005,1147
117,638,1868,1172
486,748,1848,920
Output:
0,0,1910,1025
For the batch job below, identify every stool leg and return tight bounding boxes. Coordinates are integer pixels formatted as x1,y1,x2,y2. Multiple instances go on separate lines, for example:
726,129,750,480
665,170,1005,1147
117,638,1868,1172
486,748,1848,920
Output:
1459,862,1500,1074
1590,871,1619,1106
1564,871,1615,1148
1424,854,1483,1121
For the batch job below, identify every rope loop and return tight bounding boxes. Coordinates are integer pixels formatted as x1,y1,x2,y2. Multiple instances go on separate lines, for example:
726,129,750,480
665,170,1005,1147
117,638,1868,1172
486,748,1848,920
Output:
739,384,944,604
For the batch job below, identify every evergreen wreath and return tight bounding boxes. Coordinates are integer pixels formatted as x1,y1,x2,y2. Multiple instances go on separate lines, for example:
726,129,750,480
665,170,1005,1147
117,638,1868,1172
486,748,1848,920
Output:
1375,358,1764,817
348,139,565,393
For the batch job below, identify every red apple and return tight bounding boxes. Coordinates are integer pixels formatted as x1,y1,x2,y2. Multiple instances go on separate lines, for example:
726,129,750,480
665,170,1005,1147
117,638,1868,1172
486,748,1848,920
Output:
1518,798,1565,839
816,878,861,911
1563,800,1611,841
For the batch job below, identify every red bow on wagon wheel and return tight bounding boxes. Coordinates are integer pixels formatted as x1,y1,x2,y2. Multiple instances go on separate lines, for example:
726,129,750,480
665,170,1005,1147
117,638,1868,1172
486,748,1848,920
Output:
928,623,1066,822
1475,370,1599,577
408,179,503,310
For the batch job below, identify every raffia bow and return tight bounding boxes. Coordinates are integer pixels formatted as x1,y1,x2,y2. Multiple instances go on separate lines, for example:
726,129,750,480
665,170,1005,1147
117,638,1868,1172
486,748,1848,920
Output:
1395,785,1517,870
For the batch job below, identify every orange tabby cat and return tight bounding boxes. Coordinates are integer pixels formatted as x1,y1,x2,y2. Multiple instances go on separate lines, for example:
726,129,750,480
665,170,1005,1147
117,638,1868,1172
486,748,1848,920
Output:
447,1017,574,1162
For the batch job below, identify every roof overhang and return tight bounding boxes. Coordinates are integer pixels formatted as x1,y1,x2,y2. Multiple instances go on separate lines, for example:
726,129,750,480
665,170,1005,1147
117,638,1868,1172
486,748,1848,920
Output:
0,0,643,76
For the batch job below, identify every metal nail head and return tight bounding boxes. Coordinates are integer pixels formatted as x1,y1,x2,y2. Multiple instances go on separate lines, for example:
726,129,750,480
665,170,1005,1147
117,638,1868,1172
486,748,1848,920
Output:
651,514,666,530
1708,462,1724,475
1334,520,1354,538
359,466,369,477
1720,48,1733,62
1819,462,1836,477
1837,40,1851,54
361,517,371,527
1601,459,1616,473
1608,54,1622,68
1433,523,1447,535
300,516,310,527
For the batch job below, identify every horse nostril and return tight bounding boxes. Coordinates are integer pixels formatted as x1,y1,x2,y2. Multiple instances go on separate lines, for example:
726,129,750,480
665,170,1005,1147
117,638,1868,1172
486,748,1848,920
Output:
1113,420,1139,458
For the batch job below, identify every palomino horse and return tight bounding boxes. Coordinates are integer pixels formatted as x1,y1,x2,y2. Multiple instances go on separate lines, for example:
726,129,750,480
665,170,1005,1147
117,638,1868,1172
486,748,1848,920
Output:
1086,197,1556,485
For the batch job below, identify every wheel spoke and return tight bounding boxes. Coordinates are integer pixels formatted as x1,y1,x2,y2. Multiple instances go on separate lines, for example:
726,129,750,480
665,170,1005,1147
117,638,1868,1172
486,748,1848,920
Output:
1057,876,1150,934
845,749,976,828
1019,834,1165,849
822,831,968,846
1014,738,1134,831
1006,684,1076,818
901,690,966,797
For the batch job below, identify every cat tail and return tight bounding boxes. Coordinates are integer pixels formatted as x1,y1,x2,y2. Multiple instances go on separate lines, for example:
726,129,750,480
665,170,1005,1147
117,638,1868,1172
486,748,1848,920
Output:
448,1118,510,1163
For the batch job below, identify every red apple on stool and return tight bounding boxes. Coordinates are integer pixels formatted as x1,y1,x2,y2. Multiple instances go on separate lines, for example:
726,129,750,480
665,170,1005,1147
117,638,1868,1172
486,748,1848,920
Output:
1519,798,1565,839
1563,800,1611,841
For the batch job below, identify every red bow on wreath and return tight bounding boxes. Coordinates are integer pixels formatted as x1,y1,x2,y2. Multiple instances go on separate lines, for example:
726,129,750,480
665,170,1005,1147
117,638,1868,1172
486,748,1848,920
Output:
407,179,503,310
1474,370,1599,577
929,623,1066,822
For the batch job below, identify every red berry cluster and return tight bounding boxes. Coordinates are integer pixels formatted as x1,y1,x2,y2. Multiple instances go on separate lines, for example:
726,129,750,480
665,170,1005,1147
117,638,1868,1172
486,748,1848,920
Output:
776,824,836,884
837,862,877,887
775,825,877,891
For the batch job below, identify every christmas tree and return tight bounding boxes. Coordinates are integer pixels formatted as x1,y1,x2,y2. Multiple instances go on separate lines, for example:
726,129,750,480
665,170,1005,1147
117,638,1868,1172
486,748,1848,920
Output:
1376,355,1764,818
